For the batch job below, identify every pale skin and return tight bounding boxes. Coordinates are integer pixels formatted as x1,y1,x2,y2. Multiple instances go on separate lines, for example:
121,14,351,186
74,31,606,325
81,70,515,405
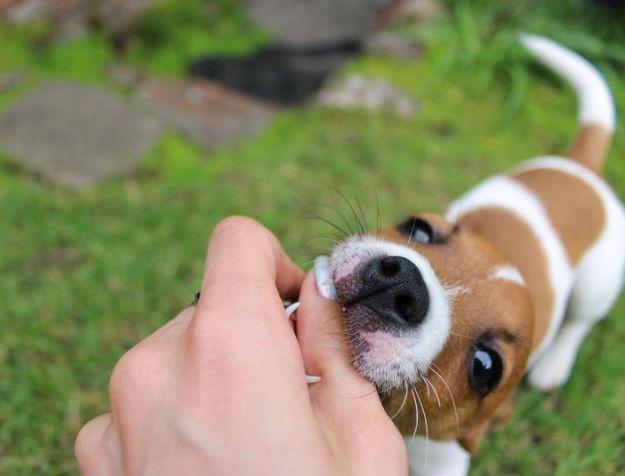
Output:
75,216,407,476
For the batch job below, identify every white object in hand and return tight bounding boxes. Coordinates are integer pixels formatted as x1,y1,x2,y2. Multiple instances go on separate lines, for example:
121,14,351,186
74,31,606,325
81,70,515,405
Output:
314,256,337,300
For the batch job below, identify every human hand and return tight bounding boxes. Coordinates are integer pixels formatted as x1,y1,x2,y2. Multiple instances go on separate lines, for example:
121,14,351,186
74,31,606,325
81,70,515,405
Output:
75,216,407,475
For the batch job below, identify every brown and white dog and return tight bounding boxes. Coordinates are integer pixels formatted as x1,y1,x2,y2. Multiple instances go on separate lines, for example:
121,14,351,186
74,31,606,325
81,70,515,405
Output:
313,34,625,475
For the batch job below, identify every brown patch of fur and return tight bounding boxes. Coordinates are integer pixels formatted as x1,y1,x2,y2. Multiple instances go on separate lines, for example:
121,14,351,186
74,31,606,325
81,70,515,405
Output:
512,168,605,266
567,123,611,174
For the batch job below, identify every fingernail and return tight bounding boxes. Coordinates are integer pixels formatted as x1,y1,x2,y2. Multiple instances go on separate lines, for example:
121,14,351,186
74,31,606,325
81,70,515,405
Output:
305,374,322,384
314,256,337,300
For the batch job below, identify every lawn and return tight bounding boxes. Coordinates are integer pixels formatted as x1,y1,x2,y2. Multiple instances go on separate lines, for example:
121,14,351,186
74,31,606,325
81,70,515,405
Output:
1,1,625,474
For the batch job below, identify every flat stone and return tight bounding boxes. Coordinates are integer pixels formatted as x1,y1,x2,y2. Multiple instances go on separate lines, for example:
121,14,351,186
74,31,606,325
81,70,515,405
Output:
242,0,395,46
138,78,277,150
0,82,163,186
364,32,424,60
393,0,446,23
97,0,161,35
0,71,27,94
317,74,418,117
2,0,161,39
2,0,48,23
108,63,148,90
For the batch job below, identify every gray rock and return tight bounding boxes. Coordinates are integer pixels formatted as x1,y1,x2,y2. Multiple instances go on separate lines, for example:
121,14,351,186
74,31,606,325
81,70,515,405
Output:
108,63,148,90
0,82,163,187
393,0,446,23
2,0,161,39
2,0,48,23
364,32,424,59
243,0,395,46
138,78,277,150
317,74,418,117
98,0,161,35
0,71,27,94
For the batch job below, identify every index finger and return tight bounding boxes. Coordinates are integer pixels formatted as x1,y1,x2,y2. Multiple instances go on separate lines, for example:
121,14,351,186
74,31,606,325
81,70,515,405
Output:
197,216,304,314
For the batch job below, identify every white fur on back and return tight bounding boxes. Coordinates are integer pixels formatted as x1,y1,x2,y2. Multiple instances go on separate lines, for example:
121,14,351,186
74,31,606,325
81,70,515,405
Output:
520,33,615,132
446,175,574,364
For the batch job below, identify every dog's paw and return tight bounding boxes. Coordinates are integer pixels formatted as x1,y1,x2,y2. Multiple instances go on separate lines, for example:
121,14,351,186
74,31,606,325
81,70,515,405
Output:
527,349,574,391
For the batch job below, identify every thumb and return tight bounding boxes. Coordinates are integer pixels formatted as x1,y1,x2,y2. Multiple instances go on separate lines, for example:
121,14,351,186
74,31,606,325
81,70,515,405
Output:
296,271,405,470
296,271,382,403
296,270,362,386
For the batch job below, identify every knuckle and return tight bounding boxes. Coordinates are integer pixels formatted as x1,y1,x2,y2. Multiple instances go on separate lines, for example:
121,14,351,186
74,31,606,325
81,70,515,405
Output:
74,415,105,467
188,304,277,361
212,215,265,241
210,216,276,253
108,346,157,404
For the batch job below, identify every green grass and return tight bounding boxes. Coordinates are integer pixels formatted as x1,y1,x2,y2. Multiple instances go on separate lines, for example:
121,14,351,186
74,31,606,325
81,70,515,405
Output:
1,1,625,474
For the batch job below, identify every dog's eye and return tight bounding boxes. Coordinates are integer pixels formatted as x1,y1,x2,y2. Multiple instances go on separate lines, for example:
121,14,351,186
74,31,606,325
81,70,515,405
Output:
469,344,503,396
397,217,434,244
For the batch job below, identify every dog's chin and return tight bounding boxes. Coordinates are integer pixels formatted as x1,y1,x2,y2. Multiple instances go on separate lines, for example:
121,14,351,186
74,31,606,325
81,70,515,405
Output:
342,304,412,393
337,280,425,393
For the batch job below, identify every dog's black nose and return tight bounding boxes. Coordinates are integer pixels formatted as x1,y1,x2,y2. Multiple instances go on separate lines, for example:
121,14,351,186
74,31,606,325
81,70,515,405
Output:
354,256,430,327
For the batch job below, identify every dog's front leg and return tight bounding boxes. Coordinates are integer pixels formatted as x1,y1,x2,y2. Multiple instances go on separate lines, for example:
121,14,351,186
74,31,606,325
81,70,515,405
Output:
405,437,470,476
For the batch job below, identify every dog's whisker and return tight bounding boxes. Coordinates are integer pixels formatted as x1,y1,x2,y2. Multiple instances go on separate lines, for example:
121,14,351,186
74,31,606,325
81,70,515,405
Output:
390,387,409,420
320,202,359,238
374,187,381,235
415,388,429,472
405,216,418,248
430,364,459,437
310,198,355,236
334,186,365,235
449,331,473,340
424,374,442,408
304,236,343,245
354,195,369,233
306,215,351,239
410,389,419,439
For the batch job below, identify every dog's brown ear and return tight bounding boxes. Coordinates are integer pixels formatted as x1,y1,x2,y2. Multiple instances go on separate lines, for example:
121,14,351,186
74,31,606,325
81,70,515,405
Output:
458,395,517,454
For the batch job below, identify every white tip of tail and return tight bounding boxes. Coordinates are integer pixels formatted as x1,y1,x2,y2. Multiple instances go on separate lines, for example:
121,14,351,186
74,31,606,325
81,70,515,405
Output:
519,33,616,132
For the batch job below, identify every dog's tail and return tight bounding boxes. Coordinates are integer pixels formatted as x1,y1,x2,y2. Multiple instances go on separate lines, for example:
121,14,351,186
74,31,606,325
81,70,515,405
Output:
519,33,615,174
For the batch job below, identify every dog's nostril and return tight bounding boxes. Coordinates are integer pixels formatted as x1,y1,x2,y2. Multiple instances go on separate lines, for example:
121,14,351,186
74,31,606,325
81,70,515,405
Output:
357,255,430,327
380,256,401,277
394,293,414,318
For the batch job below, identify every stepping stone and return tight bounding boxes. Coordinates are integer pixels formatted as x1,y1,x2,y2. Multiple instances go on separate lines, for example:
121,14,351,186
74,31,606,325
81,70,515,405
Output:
364,32,424,60
138,78,277,150
98,0,161,35
316,74,418,117
108,63,148,90
0,71,27,94
242,0,396,46
0,82,163,187
394,0,446,23
2,0,161,40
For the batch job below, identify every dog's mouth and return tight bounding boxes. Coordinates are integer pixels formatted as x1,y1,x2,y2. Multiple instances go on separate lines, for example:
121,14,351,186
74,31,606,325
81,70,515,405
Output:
314,236,451,392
